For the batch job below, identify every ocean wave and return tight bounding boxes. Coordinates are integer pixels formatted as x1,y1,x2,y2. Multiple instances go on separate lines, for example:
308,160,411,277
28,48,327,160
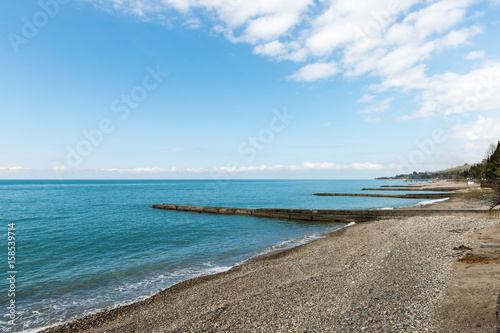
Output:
246,222,355,261
415,197,450,207
7,263,234,333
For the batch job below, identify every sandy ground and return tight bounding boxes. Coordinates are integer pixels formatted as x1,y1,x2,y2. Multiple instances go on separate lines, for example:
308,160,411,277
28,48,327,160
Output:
436,223,500,332
43,181,500,333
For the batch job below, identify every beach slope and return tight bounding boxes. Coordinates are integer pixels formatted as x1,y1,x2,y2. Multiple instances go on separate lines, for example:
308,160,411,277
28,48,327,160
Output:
45,214,499,332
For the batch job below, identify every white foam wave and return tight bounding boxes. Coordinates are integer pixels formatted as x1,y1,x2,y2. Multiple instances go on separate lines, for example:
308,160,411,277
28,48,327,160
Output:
415,197,449,207
11,263,234,333
254,234,326,258
15,227,352,333
247,223,355,261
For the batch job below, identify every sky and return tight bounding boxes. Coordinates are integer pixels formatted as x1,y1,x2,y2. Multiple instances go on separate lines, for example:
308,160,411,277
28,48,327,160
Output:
1,0,500,179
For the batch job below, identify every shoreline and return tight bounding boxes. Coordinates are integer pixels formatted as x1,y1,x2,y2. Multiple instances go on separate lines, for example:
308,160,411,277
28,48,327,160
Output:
41,180,500,332
37,220,353,333
40,219,367,333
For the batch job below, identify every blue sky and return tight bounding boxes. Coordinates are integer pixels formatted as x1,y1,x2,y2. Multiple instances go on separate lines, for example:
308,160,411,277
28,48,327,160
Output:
1,0,500,179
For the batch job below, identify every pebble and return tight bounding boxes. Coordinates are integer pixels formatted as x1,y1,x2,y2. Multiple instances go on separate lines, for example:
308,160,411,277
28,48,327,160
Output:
42,216,499,333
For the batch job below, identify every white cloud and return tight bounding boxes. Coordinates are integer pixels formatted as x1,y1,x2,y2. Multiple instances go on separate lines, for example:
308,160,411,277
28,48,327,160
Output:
243,12,299,42
453,116,500,151
0,166,28,172
276,162,392,171
465,50,486,59
386,0,470,45
305,0,419,57
351,162,386,170
91,0,313,42
360,97,393,114
103,167,178,173
438,26,482,49
287,61,338,82
401,62,500,119
184,167,207,173
298,162,344,170
213,0,313,29
182,17,201,29
253,40,287,56
375,64,429,92
99,162,399,174
374,42,435,77
213,164,284,172
89,0,496,119
358,94,375,103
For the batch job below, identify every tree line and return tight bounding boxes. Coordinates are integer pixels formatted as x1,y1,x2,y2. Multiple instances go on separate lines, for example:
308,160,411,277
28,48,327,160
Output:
378,141,500,181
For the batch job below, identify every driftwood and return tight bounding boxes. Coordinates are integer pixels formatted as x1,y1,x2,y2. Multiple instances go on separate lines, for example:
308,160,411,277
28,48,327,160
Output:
491,200,500,211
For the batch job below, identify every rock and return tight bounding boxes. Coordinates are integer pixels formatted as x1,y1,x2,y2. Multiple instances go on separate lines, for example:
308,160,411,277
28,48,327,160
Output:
453,245,472,251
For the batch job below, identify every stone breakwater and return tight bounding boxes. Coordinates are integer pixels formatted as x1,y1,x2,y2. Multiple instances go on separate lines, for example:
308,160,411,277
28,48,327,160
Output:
361,187,460,192
152,204,500,223
314,193,452,199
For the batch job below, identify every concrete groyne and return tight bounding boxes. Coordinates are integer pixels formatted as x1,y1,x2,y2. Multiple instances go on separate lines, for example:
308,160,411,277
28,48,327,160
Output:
314,193,452,199
362,187,459,192
381,185,420,188
152,204,500,223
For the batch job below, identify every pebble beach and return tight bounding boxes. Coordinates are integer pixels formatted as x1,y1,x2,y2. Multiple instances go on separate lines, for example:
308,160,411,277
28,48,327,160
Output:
44,187,500,332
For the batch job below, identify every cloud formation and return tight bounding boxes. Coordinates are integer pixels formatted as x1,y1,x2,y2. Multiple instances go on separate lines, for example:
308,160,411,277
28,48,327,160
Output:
465,50,485,60
453,115,500,152
99,162,400,174
287,62,338,82
103,167,178,173
86,0,500,123
0,166,28,172
360,97,393,114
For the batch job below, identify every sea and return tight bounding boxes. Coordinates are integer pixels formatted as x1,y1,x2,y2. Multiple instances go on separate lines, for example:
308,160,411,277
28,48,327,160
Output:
0,179,442,332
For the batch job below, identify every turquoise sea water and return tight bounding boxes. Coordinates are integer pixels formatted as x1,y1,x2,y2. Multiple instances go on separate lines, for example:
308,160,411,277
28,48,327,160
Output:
0,179,437,332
